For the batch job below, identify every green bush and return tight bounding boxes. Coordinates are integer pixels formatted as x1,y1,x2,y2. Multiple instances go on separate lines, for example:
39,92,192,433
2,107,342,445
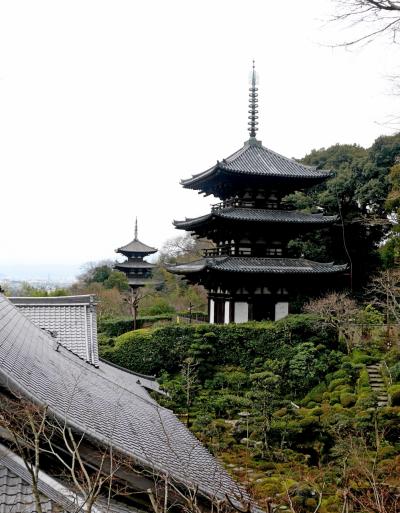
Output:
357,368,371,392
355,391,376,409
340,392,356,408
377,445,397,460
389,361,400,383
304,382,327,404
100,315,340,388
98,315,174,337
389,384,400,406
351,350,380,365
328,378,349,392
142,299,175,316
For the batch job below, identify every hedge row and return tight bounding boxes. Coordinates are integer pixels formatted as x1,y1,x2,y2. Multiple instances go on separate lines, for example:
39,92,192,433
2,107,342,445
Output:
98,314,174,337
100,314,337,376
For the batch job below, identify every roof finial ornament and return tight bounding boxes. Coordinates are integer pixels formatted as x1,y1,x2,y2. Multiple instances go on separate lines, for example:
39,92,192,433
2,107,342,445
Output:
248,60,259,139
134,217,138,241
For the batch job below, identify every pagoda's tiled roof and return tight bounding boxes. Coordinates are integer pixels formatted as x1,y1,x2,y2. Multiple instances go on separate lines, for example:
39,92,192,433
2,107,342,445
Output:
0,296,249,506
9,295,99,367
169,257,347,275
115,260,156,269
181,139,331,188
174,207,337,229
116,239,157,255
126,278,161,287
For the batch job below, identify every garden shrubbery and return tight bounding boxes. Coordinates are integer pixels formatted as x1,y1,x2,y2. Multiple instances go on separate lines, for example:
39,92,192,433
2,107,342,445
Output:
98,314,174,337
102,314,337,374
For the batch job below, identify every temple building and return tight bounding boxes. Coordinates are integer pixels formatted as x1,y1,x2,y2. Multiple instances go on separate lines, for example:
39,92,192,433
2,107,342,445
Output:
114,218,158,289
169,64,347,324
0,294,252,511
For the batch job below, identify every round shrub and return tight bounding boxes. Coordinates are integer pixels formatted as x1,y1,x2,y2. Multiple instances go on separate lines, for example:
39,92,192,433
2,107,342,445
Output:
389,361,400,383
328,378,348,392
331,369,348,379
389,384,400,406
340,392,356,408
329,392,341,405
378,445,397,460
356,392,376,409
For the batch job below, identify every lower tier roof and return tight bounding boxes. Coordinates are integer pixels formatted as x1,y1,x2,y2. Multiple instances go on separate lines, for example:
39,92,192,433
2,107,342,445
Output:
168,257,347,275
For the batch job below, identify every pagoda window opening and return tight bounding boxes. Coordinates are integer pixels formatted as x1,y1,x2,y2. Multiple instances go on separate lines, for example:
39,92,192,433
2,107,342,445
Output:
277,287,289,295
266,247,283,256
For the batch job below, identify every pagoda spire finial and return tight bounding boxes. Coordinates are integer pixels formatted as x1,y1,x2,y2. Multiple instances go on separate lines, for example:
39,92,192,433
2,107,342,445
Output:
134,217,138,241
248,60,259,139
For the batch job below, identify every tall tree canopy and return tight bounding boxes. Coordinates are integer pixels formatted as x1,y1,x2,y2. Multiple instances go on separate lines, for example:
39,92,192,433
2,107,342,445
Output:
285,132,400,289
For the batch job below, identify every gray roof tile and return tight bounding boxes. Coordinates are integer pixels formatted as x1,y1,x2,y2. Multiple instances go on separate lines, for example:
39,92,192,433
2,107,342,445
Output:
0,445,141,513
174,207,337,229
169,257,347,275
115,260,156,269
116,239,157,255
0,296,249,506
0,448,75,513
182,140,330,188
10,295,99,367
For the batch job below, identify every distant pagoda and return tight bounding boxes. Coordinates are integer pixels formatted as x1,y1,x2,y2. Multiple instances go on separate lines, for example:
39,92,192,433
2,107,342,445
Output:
115,218,158,289
168,63,347,323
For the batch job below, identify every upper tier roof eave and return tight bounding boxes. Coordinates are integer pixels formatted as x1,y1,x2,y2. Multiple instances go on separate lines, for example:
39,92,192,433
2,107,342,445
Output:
116,238,157,255
181,139,331,188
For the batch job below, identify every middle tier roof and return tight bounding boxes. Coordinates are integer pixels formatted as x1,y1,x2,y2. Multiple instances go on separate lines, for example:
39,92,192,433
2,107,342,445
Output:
174,207,337,230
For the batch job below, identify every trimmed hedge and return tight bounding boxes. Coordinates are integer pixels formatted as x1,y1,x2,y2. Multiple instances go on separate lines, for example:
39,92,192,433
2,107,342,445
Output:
98,314,174,337
100,314,337,376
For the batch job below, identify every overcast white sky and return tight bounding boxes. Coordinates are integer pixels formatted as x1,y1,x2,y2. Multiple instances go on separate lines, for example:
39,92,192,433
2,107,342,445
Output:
1,0,399,280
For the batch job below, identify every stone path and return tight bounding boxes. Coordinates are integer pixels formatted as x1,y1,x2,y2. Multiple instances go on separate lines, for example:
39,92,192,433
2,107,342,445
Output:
366,364,389,407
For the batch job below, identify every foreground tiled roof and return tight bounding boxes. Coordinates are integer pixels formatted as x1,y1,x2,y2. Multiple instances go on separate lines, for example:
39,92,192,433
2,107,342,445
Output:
0,296,249,506
174,207,337,229
182,139,331,188
0,445,138,513
169,257,347,275
0,446,75,513
9,295,99,367
116,239,157,255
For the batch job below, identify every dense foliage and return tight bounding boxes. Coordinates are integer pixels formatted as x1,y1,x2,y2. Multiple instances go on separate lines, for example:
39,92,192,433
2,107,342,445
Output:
99,315,400,512
285,134,400,288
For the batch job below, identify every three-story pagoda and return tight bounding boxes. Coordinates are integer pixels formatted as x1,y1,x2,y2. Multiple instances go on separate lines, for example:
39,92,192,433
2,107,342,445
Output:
115,218,157,289
169,64,347,323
